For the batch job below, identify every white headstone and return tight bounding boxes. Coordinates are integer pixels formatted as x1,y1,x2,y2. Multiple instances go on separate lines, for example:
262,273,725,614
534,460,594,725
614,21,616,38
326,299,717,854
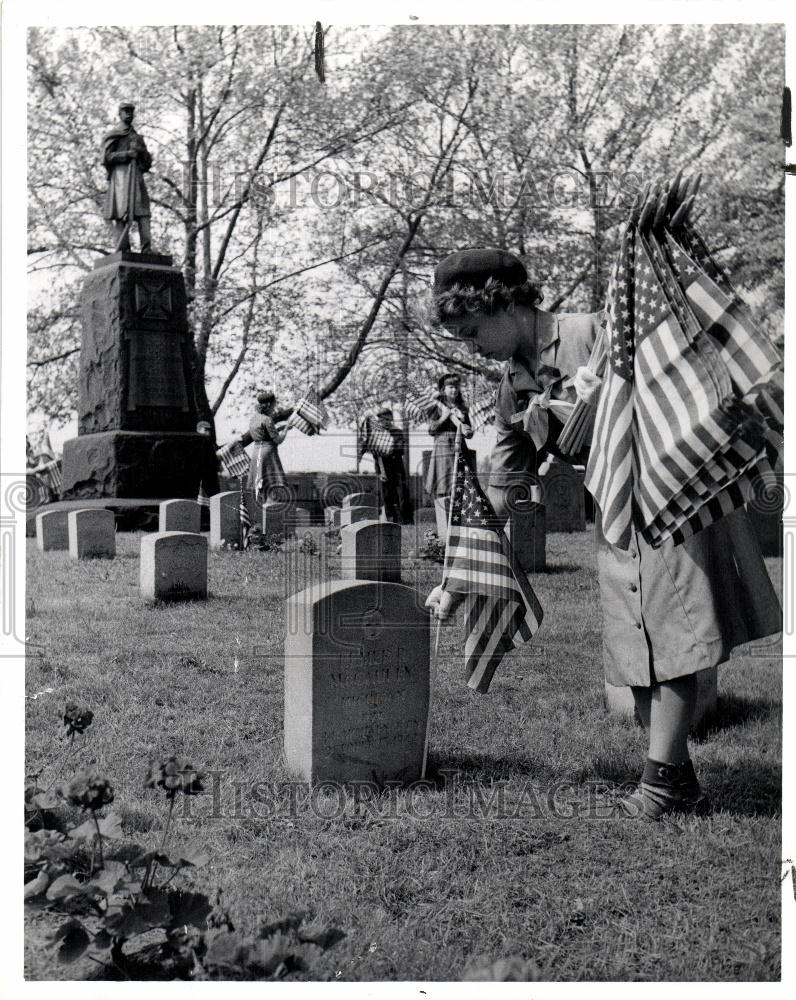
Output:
159,499,201,534
341,520,401,582
36,509,70,552
140,531,208,602
284,580,430,783
68,508,115,560
210,491,241,550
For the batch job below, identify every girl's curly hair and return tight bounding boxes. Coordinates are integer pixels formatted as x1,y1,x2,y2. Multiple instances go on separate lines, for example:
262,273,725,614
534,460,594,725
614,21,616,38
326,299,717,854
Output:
433,276,543,328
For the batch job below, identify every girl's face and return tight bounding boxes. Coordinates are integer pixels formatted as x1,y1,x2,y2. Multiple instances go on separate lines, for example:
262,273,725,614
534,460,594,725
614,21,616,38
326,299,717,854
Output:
443,310,521,362
443,381,459,403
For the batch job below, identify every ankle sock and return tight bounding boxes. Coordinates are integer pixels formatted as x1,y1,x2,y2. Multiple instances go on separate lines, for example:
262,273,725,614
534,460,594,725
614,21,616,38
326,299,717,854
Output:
641,757,698,790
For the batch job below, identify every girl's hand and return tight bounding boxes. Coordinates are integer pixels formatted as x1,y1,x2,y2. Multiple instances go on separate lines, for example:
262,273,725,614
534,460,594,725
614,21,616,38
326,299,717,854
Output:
425,585,460,621
573,366,602,404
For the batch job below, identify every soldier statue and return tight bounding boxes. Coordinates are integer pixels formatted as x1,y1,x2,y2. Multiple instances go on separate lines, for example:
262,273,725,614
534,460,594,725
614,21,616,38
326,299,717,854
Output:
102,101,152,253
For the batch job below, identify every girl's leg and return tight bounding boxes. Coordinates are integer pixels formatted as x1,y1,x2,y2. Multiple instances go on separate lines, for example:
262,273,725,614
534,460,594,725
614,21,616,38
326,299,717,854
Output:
647,675,696,764
630,686,652,730
622,674,704,819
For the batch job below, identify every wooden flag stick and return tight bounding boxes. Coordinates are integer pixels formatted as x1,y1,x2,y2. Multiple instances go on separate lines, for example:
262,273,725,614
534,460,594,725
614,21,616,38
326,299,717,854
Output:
424,425,463,779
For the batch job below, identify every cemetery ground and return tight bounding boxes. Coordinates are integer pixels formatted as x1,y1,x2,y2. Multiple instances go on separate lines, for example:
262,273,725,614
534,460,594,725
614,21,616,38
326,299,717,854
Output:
25,526,782,982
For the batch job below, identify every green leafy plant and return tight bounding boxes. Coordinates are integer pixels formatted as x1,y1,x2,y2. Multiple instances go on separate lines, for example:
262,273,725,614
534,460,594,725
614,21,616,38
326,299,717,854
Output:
25,709,345,979
417,529,446,564
296,532,319,556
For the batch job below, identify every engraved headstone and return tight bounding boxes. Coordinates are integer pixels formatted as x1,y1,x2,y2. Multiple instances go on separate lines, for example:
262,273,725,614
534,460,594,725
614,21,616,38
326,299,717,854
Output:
506,500,546,573
159,498,201,534
540,457,586,532
36,510,70,552
68,508,116,560
339,505,379,530
140,531,208,602
210,491,241,550
605,668,717,729
341,520,401,582
284,580,430,783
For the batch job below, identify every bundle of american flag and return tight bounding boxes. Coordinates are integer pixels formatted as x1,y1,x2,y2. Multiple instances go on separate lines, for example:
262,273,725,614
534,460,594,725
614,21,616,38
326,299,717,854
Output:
34,457,62,498
287,386,330,436
575,171,782,549
356,413,404,460
403,386,440,423
468,394,496,432
217,440,250,478
440,452,543,694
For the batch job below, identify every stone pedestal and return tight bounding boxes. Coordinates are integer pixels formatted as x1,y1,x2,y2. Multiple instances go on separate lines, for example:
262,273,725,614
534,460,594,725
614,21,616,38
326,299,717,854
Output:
61,253,215,500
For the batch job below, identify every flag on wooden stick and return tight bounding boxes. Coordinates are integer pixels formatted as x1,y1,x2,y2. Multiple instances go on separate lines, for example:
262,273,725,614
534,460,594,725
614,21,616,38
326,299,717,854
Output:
217,441,249,478
442,455,543,694
239,495,251,550
287,387,329,435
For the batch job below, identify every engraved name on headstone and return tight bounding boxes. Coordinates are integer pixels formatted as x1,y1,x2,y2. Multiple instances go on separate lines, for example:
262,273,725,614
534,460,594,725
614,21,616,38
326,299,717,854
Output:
284,580,430,783
68,508,116,560
36,510,71,552
140,531,208,602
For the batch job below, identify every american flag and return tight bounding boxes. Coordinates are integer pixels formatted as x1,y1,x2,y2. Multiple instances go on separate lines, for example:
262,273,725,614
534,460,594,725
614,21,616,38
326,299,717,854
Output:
239,494,251,550
665,234,780,401
197,485,210,508
288,387,329,435
583,223,636,548
442,455,543,694
36,458,62,496
469,394,496,431
357,415,403,460
404,386,439,423
585,221,772,549
217,440,250,478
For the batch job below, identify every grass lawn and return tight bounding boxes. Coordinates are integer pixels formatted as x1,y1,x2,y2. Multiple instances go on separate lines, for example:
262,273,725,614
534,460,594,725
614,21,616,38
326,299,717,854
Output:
24,525,782,981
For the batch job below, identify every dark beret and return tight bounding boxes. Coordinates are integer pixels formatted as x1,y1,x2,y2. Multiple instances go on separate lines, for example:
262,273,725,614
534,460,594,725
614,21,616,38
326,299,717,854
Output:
256,390,275,407
118,101,136,110
433,248,527,295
